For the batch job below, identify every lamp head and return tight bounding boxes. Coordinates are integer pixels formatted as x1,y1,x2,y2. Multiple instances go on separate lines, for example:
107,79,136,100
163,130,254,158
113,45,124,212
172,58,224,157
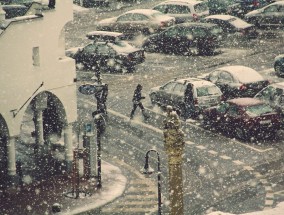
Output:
141,164,154,175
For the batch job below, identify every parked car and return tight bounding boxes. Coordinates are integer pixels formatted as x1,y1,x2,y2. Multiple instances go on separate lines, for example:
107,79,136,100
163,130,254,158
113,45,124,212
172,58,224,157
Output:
207,0,238,15
200,65,270,99
142,22,223,56
153,0,209,24
149,77,223,117
1,4,27,18
94,9,175,37
244,1,284,28
202,14,259,41
227,0,275,18
274,54,284,76
65,31,145,73
254,82,284,125
203,97,281,140
73,0,109,7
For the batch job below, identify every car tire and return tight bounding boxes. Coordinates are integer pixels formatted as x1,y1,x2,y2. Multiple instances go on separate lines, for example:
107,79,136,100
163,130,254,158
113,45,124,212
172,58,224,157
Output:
235,128,247,140
143,41,157,53
274,62,283,76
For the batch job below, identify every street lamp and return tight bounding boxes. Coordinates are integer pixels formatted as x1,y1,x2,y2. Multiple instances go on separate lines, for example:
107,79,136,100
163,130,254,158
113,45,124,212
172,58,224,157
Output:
141,149,162,215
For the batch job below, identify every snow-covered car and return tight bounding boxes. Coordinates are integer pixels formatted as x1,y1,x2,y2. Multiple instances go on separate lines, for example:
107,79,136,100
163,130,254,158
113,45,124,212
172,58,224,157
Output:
202,14,259,41
95,9,175,37
244,1,284,28
203,97,281,140
66,31,145,73
201,65,270,99
254,82,284,126
274,54,284,76
142,22,223,56
153,0,209,24
149,77,223,117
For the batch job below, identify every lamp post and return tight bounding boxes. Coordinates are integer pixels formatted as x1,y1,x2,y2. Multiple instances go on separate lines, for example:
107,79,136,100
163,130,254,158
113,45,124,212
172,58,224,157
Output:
163,106,185,215
141,149,162,215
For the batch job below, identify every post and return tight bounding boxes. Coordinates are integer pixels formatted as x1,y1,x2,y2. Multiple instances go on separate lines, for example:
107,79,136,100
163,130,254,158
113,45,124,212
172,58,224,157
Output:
163,106,185,215
96,119,102,189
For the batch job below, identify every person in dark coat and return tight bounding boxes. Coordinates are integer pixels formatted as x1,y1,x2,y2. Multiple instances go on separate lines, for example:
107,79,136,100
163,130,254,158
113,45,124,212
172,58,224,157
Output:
184,83,195,119
130,84,147,119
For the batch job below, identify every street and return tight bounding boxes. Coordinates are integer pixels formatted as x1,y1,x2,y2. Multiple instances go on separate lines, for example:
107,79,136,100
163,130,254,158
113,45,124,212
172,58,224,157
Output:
68,1,284,214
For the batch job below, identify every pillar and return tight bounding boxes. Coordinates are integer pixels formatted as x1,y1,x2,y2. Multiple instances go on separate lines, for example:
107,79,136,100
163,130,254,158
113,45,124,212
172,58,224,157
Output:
7,136,17,185
64,123,73,173
34,109,44,146
163,106,185,215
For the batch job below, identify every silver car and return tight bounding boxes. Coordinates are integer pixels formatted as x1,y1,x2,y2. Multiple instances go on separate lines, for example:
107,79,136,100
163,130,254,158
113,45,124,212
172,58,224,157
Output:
153,0,209,24
149,77,223,116
95,9,175,37
245,1,284,28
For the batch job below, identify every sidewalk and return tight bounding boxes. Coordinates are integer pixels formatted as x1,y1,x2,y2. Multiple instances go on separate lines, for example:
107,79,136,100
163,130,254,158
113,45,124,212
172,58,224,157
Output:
0,160,126,215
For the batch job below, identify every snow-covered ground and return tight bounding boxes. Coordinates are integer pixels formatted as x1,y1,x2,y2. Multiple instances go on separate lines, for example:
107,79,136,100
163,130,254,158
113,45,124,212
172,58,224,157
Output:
208,202,284,215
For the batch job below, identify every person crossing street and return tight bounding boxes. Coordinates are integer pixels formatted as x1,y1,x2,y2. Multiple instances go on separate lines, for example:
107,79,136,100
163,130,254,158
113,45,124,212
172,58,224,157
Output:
130,84,148,120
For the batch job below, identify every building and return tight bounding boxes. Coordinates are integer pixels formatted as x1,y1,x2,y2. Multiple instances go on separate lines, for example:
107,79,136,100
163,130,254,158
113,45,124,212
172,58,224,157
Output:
0,0,77,189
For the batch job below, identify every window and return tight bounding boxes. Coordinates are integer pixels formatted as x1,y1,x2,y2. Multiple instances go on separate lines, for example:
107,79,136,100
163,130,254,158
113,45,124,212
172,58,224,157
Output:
153,5,168,13
32,47,40,66
227,105,239,116
219,71,233,82
192,27,207,37
209,71,220,83
167,5,190,14
217,102,230,113
132,13,149,21
194,2,209,13
255,86,275,102
264,5,279,13
245,104,273,116
96,45,114,55
117,14,133,22
164,27,180,37
162,82,176,92
196,86,220,97
173,83,186,95
83,44,97,54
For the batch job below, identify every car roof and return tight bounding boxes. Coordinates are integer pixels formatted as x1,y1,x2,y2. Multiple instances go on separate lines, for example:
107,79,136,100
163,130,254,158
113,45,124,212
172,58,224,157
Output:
271,1,284,5
228,97,265,107
174,77,218,87
270,82,284,89
206,14,237,21
124,9,161,16
86,31,124,41
215,65,264,83
177,22,217,28
160,0,203,6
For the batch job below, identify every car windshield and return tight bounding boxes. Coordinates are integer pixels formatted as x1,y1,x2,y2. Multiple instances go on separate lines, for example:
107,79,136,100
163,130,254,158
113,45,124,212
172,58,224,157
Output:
151,11,164,17
228,17,251,28
194,2,209,13
196,85,220,97
109,41,137,53
245,104,274,117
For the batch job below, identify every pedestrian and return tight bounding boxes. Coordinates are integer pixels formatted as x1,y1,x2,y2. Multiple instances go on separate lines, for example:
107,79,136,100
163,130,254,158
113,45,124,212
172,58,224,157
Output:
130,84,147,119
184,83,195,119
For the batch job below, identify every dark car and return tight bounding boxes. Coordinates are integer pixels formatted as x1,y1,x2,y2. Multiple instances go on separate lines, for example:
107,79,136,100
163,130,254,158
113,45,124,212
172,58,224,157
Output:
227,0,275,18
274,54,284,76
66,31,145,73
254,82,284,126
142,22,223,56
244,1,284,28
203,97,281,140
1,4,27,19
73,0,109,7
149,77,223,117
202,14,259,41
201,65,270,99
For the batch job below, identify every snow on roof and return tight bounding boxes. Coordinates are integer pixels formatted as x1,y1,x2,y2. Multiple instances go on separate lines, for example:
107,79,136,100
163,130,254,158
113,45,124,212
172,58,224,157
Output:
87,31,123,38
124,9,162,16
206,14,236,21
177,78,217,87
206,15,252,28
217,66,264,83
228,97,264,106
163,0,203,5
272,82,284,89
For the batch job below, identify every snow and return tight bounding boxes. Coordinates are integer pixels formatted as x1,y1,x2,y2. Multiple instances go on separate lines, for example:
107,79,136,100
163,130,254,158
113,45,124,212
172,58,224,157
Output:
208,201,284,215
73,4,89,12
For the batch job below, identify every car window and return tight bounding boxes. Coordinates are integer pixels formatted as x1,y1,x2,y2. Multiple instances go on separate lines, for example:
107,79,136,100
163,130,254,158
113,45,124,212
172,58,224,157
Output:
196,85,221,97
217,102,230,113
179,27,194,38
83,44,96,53
132,13,149,21
210,26,223,36
96,44,115,55
255,86,274,101
279,5,284,12
153,5,168,13
173,83,186,95
227,105,239,116
245,104,274,117
194,2,209,13
264,5,279,13
209,71,220,82
192,27,207,38
167,5,191,14
162,82,176,92
117,13,133,22
219,71,233,83
164,27,180,37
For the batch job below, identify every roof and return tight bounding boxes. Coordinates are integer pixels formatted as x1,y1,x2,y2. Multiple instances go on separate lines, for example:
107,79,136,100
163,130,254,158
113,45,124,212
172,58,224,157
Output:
162,0,203,6
228,97,264,107
124,9,161,16
216,65,264,83
206,14,236,21
177,22,217,28
175,77,217,87
86,31,123,40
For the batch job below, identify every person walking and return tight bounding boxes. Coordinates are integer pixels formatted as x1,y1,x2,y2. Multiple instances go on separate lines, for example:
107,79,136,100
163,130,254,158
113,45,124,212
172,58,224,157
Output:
184,83,195,119
130,84,147,119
